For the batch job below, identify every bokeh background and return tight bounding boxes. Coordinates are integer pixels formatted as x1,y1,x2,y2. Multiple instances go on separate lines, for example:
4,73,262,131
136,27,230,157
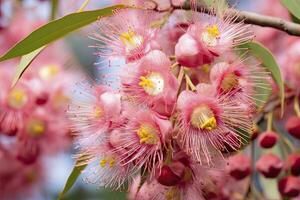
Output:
0,0,285,200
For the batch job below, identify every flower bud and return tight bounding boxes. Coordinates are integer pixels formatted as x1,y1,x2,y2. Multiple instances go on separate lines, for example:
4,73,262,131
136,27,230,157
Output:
285,116,300,139
286,153,300,176
156,161,185,186
16,140,40,165
35,92,49,105
258,131,278,148
256,153,282,178
175,33,201,68
227,154,251,180
278,176,300,198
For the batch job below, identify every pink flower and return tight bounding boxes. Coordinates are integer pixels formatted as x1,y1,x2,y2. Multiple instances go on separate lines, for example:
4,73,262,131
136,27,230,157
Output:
0,80,34,136
76,143,136,190
122,50,178,117
0,146,43,200
210,56,271,113
175,9,253,68
17,107,70,155
131,151,225,200
176,84,252,163
93,8,159,63
68,83,122,149
108,106,172,173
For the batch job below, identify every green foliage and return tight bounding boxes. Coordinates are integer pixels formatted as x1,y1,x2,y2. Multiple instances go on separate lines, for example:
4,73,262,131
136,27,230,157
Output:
281,0,300,21
238,42,285,115
57,163,87,200
0,5,125,62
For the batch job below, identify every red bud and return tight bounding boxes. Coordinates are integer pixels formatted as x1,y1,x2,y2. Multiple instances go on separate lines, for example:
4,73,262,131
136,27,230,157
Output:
258,131,278,148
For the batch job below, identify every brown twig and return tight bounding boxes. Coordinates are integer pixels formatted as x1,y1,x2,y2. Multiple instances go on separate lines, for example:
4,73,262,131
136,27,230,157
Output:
169,3,300,36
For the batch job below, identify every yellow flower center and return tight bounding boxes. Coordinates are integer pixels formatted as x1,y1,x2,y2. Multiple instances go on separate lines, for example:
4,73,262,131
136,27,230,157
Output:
221,72,239,92
53,91,70,109
139,72,164,96
94,106,103,119
26,119,46,137
201,64,211,73
191,105,217,131
39,65,59,80
165,188,180,200
136,124,159,145
99,156,116,168
201,24,220,47
7,88,28,109
120,30,144,53
206,25,220,38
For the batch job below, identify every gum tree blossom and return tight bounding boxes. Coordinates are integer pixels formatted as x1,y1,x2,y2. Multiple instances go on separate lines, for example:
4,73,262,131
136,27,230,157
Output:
209,56,271,113
0,78,34,136
109,106,172,173
176,84,253,163
68,84,122,149
122,50,178,117
93,8,159,63
129,151,225,200
175,8,253,68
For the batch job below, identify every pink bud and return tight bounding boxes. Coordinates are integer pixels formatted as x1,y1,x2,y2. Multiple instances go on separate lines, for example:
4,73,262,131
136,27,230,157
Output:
258,131,279,148
286,154,300,176
256,153,282,178
285,116,300,139
175,33,201,68
278,176,300,198
35,92,49,105
227,154,251,180
156,161,185,186
16,140,40,165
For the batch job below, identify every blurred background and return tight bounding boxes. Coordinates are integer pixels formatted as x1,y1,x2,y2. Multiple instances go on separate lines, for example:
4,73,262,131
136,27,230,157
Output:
0,0,294,200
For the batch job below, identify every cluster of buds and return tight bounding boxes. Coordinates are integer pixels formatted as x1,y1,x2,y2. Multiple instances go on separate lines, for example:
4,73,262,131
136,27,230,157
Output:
69,1,274,199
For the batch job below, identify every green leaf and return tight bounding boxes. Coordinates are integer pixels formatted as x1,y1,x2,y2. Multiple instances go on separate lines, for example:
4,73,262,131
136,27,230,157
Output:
51,0,59,20
239,41,285,115
12,47,45,87
281,0,300,21
0,5,125,62
57,162,87,200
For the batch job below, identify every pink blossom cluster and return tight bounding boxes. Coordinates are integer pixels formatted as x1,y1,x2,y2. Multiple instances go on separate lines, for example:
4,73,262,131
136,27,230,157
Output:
0,11,76,199
68,2,274,199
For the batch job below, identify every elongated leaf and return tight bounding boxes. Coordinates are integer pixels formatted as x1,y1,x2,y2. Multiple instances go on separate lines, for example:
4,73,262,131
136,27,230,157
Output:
57,163,87,200
281,0,300,21
51,0,59,20
12,47,45,87
0,5,125,62
239,42,285,115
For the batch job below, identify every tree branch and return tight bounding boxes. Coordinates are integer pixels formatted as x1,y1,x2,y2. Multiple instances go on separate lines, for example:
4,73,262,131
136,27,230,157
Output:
170,4,300,36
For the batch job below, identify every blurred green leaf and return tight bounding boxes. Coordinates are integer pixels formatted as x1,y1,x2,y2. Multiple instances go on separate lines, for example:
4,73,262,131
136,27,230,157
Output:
51,0,59,20
0,5,125,62
281,0,300,21
57,163,87,200
239,41,285,115
12,47,45,87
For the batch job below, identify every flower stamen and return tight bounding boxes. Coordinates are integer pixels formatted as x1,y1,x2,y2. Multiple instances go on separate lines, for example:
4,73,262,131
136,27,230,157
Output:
26,119,46,137
191,105,217,131
139,72,164,96
100,157,116,168
7,88,28,109
221,72,239,92
136,124,159,145
201,24,220,47
120,31,144,52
